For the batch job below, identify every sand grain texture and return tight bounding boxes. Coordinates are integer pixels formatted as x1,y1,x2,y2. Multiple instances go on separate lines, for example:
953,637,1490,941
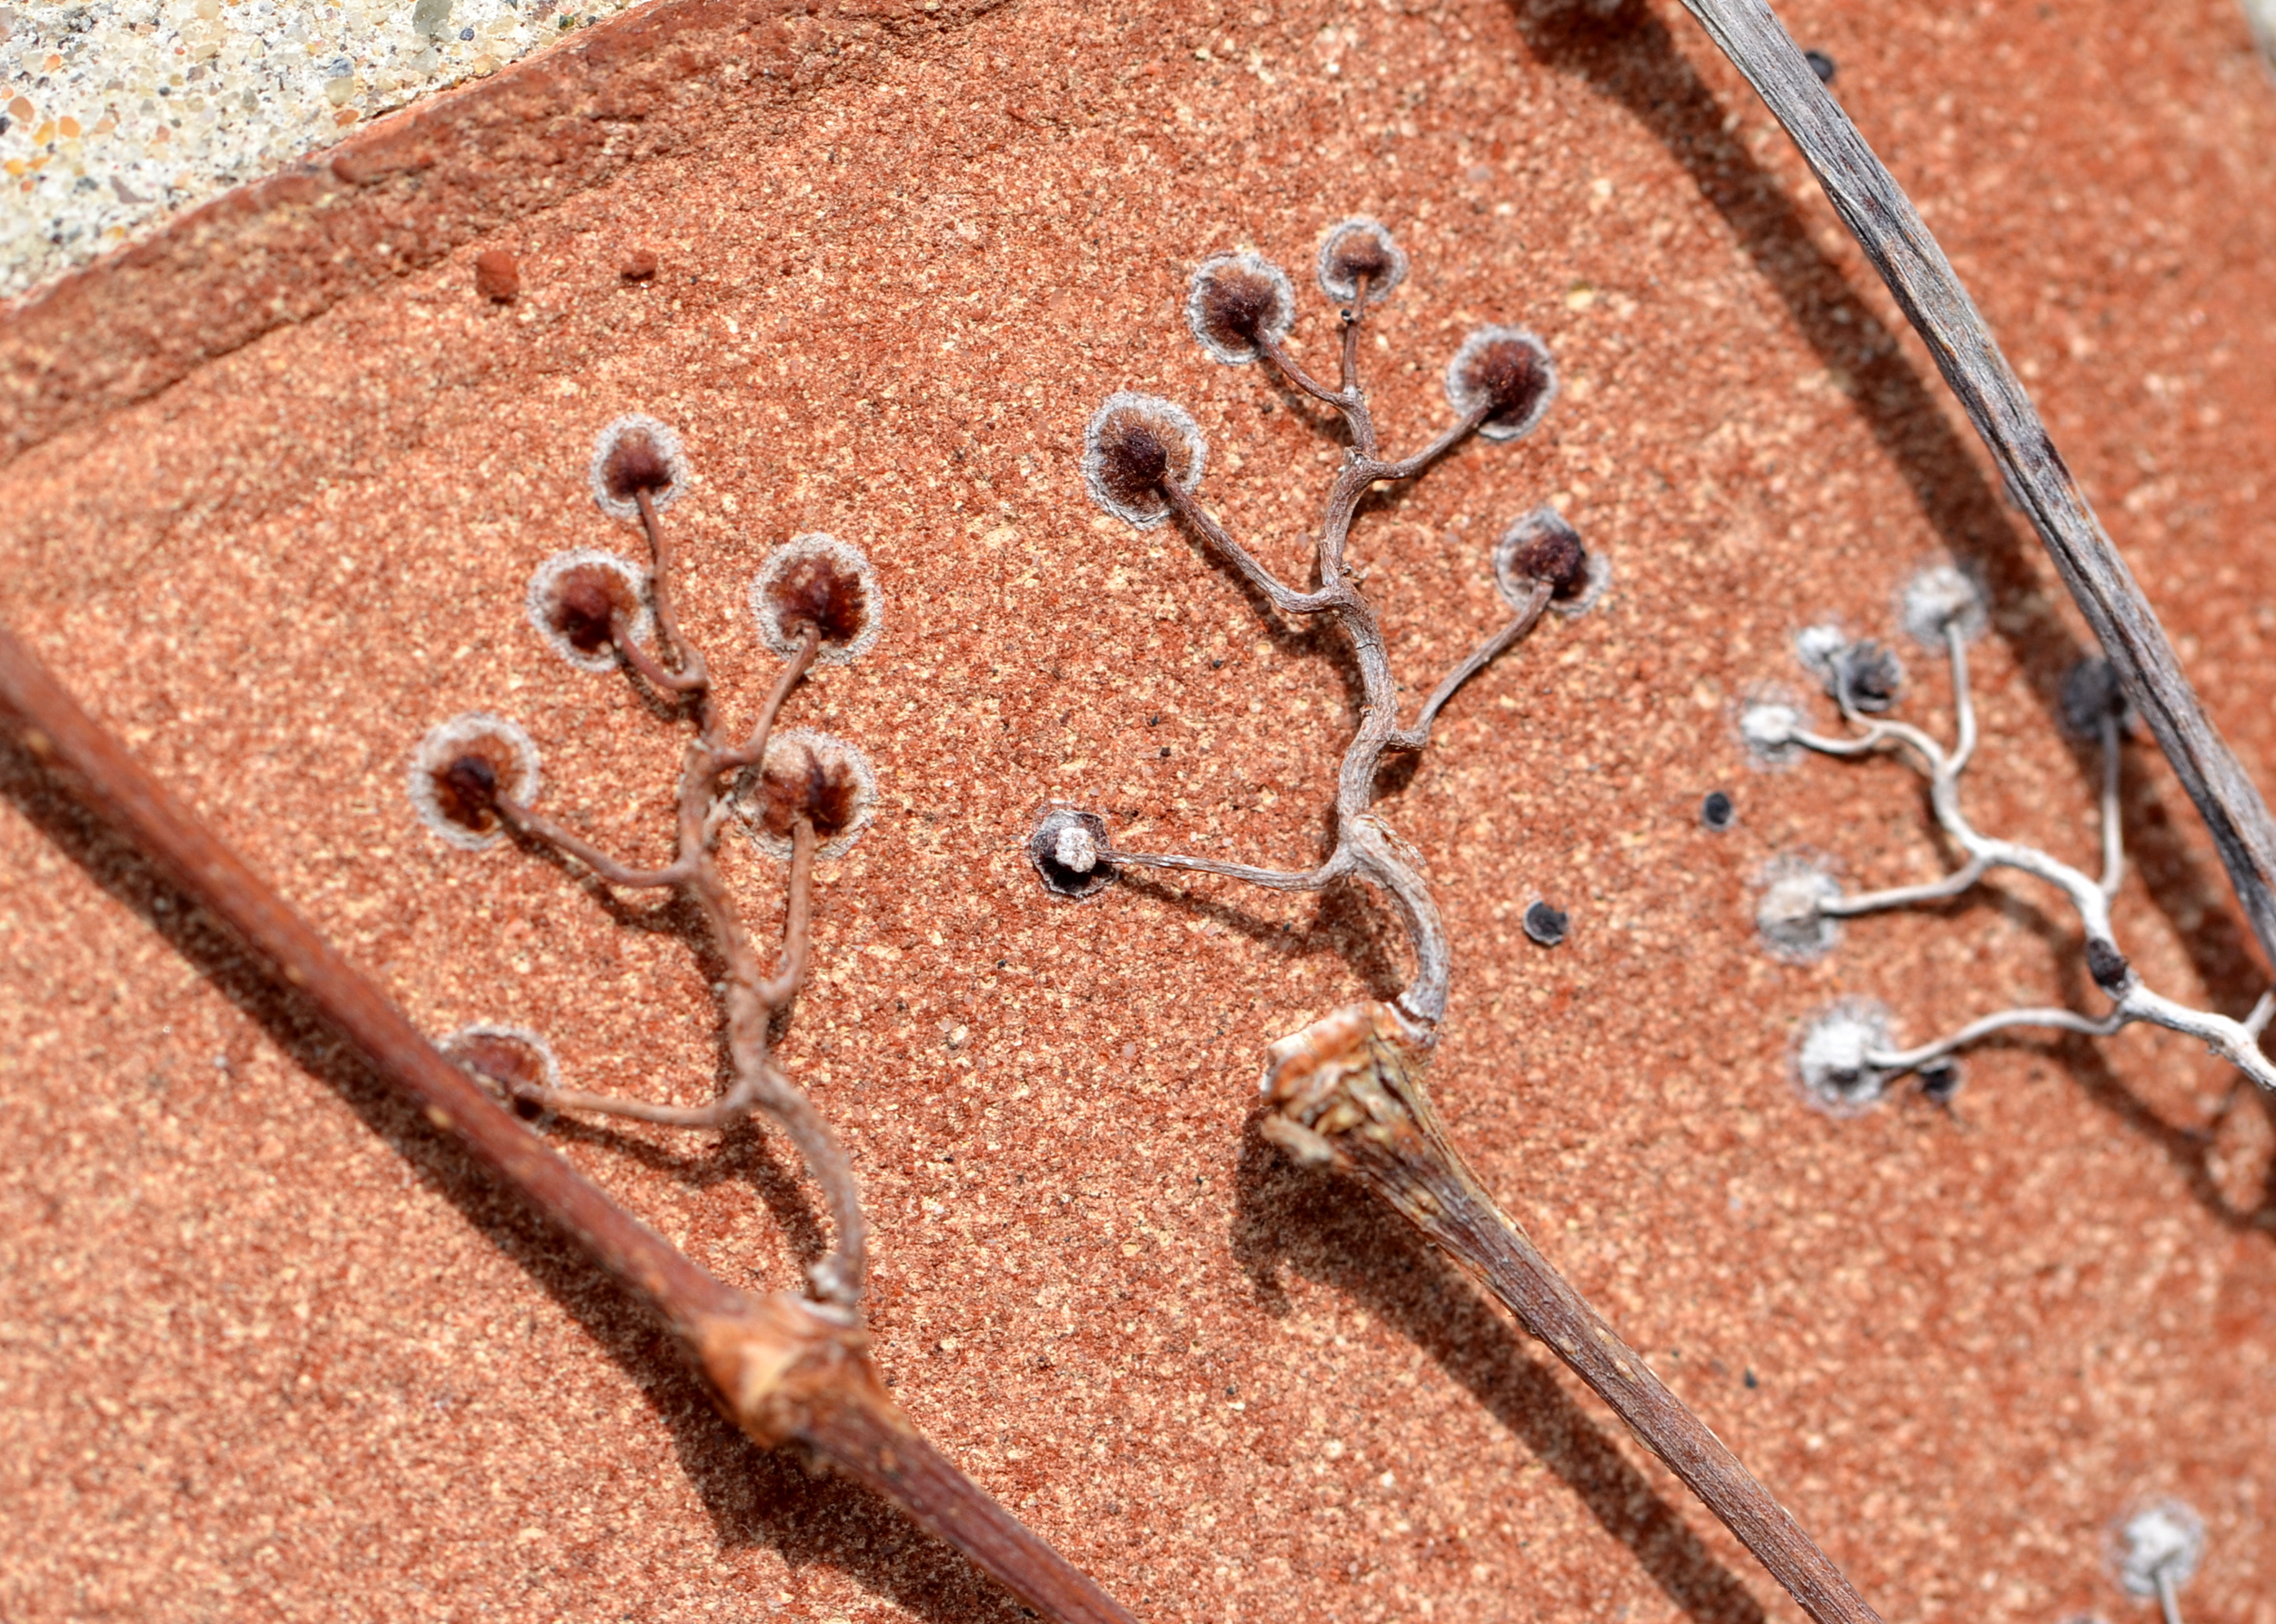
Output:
3,2,2275,1621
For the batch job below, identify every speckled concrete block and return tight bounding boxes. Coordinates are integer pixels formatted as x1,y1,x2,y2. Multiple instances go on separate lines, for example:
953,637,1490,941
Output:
0,0,642,301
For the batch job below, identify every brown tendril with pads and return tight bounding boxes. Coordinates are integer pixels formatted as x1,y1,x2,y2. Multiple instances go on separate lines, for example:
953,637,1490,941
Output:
1044,221,1889,1624
1,405,1135,1622
418,414,878,1306
1069,220,1578,1038
396,414,1135,1622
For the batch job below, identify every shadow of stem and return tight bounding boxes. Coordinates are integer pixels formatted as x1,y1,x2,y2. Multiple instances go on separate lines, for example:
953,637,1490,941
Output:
1232,1119,1768,1624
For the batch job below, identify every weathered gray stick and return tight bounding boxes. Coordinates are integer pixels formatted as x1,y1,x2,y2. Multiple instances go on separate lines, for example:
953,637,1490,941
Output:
1673,0,2276,970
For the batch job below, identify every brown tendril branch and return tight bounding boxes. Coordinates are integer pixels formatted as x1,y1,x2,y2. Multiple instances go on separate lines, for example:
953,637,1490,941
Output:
1070,246,1570,1036
0,430,1140,1624
483,444,867,1304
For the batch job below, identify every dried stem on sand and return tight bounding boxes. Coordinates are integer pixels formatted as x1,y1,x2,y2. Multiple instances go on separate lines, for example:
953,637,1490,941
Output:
1047,222,1885,1624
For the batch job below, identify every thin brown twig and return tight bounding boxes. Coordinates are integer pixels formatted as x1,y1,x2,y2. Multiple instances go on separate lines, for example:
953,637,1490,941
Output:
488,431,870,1304
1672,0,2276,968
1071,263,1557,1033
1,423,1150,1624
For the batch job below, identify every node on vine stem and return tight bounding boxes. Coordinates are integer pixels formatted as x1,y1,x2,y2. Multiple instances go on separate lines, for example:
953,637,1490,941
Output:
736,728,877,860
1915,1059,1963,1104
750,534,882,664
1028,806,1113,900
1444,327,1557,442
1755,852,1843,962
408,713,541,851
1899,561,1988,648
589,414,689,521
440,1023,560,1117
1314,216,1408,306
1082,392,1207,529
2086,936,2134,994
526,549,652,672
1186,252,1297,364
1793,999,1896,1117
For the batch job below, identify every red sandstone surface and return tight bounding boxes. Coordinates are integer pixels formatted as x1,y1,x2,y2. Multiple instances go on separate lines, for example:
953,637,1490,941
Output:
3,2,2274,1621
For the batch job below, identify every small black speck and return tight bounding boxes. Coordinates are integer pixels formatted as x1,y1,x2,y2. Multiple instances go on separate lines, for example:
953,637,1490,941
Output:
2086,936,2130,992
1210,658,1224,669
1700,789,1736,831
459,24,475,38
1805,48,1836,83
1147,714,1161,726
1523,900,1569,947
1743,1369,1759,1389
1158,747,1171,758
1224,1384,1237,1397
1918,1061,1961,1104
